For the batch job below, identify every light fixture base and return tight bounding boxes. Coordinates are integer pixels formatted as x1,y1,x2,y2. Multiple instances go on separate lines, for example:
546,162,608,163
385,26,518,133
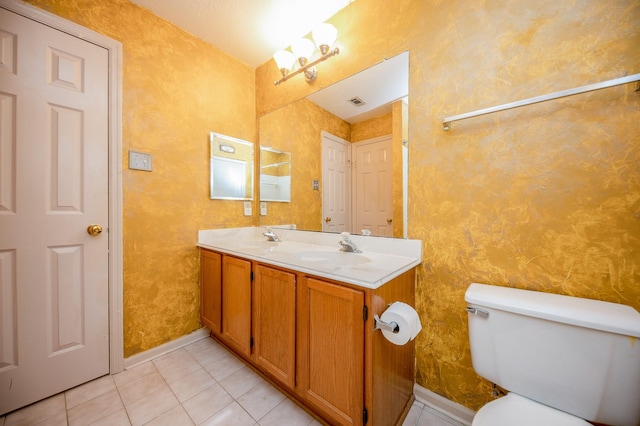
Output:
274,47,340,86
304,67,317,83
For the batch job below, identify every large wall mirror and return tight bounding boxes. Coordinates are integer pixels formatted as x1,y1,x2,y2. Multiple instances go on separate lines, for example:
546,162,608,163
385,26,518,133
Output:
258,51,409,237
210,132,254,200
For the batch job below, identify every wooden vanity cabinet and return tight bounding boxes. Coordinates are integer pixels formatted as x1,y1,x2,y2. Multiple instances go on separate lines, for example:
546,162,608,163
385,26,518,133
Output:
298,276,365,426
199,249,222,335
221,255,252,357
199,248,416,426
253,264,296,389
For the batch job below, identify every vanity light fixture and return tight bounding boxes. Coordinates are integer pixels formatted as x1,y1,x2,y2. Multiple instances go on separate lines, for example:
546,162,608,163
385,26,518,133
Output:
273,23,340,86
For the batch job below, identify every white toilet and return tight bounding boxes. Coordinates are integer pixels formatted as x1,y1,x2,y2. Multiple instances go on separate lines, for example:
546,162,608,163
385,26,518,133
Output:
465,283,640,426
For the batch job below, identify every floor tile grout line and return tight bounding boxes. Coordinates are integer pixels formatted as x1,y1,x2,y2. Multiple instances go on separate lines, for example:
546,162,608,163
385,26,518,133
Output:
185,344,264,426
2,338,452,426
111,369,137,426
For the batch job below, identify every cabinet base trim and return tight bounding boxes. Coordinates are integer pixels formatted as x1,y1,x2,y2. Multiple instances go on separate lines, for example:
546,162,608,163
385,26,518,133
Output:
413,383,475,426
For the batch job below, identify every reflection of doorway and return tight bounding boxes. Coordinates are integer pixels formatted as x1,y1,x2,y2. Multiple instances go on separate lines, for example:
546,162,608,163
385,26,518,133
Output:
353,135,393,237
321,131,351,232
322,132,393,236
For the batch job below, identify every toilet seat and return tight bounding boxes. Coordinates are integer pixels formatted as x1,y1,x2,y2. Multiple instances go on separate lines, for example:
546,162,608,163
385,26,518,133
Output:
472,393,591,426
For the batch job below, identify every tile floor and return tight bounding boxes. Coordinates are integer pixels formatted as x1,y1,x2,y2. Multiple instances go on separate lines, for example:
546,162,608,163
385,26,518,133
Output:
0,337,464,426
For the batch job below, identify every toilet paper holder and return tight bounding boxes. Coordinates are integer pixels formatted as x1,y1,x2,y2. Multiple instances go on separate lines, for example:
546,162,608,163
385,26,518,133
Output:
373,314,400,334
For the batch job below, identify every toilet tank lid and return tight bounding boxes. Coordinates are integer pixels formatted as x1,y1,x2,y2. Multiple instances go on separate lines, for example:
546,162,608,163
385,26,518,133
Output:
465,283,640,338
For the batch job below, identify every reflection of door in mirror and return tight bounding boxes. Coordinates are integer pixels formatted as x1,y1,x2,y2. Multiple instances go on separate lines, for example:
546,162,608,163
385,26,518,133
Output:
323,132,394,237
353,135,393,237
210,132,254,200
321,132,351,232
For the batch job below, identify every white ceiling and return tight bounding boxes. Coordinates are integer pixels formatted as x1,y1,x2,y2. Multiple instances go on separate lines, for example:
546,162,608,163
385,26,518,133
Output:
307,51,408,123
130,0,354,68
130,0,407,123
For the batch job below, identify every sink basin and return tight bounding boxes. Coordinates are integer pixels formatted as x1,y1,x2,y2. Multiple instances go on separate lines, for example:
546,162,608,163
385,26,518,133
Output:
294,251,371,266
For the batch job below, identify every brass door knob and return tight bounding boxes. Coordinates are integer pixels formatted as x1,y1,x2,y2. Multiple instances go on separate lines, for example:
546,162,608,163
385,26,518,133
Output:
386,218,393,223
325,217,332,222
87,224,103,236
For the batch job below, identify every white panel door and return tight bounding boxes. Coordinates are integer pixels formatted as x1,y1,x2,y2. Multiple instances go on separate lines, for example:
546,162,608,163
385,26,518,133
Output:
353,136,393,237
321,132,351,233
0,7,109,414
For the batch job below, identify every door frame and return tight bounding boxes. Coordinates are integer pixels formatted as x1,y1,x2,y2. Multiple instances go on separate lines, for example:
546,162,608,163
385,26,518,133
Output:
1,0,124,373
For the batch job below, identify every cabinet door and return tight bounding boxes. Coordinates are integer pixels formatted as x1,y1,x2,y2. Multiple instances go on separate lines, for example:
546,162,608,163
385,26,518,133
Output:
222,255,252,357
253,264,296,388
299,277,365,426
200,250,222,335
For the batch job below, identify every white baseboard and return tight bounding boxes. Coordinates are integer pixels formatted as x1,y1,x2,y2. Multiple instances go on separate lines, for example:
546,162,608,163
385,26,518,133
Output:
123,327,211,370
414,383,475,425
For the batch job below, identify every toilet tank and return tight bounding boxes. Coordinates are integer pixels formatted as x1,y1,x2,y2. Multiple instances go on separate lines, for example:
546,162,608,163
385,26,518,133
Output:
465,283,640,426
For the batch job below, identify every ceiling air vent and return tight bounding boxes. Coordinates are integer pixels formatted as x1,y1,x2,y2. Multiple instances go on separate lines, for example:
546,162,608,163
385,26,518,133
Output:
348,96,366,106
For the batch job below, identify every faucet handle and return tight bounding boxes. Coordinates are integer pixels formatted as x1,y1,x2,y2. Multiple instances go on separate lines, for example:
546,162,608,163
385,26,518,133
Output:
340,232,351,240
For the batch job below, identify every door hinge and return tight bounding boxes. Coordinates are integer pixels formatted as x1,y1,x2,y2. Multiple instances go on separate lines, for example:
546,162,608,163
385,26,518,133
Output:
362,407,368,424
363,305,368,321
250,271,254,281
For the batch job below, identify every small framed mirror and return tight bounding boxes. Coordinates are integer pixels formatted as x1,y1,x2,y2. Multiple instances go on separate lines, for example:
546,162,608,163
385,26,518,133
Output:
210,132,254,200
260,147,291,202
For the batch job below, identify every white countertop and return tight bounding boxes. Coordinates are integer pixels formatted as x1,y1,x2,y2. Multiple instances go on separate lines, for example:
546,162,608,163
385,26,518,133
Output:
197,227,422,289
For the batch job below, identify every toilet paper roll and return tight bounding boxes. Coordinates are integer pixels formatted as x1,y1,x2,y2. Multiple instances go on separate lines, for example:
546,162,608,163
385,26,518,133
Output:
380,302,422,346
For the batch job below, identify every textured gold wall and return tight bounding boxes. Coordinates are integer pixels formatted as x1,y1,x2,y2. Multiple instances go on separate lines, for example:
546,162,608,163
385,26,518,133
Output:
25,0,257,357
351,112,391,142
256,0,640,411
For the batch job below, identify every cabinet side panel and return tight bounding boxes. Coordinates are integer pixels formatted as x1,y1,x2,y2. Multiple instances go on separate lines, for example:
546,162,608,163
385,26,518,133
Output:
200,249,222,335
371,269,416,426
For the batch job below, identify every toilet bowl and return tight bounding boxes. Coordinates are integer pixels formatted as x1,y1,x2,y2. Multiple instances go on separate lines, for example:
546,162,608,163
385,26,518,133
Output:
465,283,640,426
472,393,590,426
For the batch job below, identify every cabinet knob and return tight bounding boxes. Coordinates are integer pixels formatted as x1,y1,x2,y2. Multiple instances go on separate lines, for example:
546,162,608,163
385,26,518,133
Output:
325,217,332,222
386,218,393,223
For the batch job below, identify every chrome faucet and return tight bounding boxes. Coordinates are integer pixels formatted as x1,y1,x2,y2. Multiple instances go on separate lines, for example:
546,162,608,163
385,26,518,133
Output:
263,228,280,242
339,232,361,253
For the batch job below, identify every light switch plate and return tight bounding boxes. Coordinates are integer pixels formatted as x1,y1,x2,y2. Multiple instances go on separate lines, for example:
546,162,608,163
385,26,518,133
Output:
260,202,267,216
312,180,320,191
129,150,152,171
243,201,252,216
